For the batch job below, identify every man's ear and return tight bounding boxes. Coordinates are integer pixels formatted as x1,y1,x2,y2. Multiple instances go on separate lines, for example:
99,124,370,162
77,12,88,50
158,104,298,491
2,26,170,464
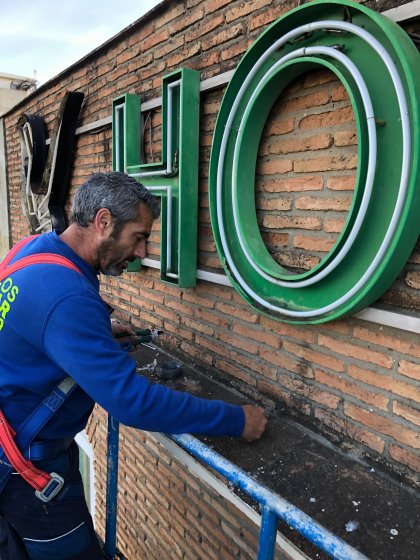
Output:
94,208,113,237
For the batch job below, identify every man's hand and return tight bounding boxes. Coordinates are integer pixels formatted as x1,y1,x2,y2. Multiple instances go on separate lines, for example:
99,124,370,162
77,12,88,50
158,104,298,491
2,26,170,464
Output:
241,405,267,441
111,320,136,343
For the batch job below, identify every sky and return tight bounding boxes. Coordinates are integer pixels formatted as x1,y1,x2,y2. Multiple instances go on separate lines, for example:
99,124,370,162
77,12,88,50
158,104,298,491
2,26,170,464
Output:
0,0,162,86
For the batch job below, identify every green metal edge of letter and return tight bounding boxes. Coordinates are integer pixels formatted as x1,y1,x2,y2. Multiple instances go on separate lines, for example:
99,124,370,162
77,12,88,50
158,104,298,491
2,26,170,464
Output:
112,68,200,287
209,0,420,324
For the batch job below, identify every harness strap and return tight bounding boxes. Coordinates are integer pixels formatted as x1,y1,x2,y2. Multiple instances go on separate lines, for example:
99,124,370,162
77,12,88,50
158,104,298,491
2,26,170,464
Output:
0,235,39,271
0,236,82,501
0,410,51,491
0,253,81,280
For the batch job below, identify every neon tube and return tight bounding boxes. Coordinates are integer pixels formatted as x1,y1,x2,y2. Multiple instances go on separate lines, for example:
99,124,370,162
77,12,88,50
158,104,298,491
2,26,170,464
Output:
216,20,411,318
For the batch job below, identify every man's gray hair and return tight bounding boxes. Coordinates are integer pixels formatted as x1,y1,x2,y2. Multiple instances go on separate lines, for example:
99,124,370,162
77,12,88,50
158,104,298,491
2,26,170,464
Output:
72,172,160,231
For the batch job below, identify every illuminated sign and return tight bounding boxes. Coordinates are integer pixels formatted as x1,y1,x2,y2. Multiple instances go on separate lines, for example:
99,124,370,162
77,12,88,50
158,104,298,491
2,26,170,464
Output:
112,69,200,286
113,0,420,323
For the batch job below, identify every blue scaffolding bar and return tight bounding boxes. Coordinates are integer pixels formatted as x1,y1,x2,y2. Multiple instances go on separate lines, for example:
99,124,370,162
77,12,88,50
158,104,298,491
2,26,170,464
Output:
104,415,119,558
104,426,369,559
170,433,369,560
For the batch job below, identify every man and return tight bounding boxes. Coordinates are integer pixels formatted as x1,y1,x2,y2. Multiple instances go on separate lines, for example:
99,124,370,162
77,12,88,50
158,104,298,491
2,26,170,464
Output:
0,172,267,559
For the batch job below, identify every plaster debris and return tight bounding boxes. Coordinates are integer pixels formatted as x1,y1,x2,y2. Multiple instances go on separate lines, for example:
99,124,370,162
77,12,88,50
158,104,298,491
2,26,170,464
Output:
352,501,361,507
136,359,157,372
310,497,316,503
390,529,399,536
345,521,360,532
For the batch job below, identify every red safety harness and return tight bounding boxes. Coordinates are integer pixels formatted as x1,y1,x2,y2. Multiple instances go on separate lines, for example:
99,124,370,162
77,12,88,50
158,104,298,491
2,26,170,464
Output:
0,235,81,501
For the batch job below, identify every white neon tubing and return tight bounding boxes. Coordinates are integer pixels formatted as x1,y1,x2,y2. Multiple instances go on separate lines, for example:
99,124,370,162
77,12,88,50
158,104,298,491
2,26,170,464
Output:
22,122,52,232
115,99,179,278
122,80,182,278
114,104,124,172
130,79,181,178
216,20,411,318
22,123,35,216
40,121,62,206
146,185,177,278
232,45,376,288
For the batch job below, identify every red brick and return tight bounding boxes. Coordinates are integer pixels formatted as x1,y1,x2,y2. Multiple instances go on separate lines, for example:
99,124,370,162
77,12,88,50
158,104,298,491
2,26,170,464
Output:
204,0,232,15
165,42,202,68
294,154,357,173
262,319,318,344
155,3,185,26
405,271,420,289
183,316,214,335
303,69,337,88
153,35,185,60
398,360,420,381
389,444,420,473
232,323,280,348
194,307,231,328
220,37,252,61
263,118,295,136
331,84,349,102
215,302,259,323
299,106,355,130
295,195,353,211
257,379,312,415
353,326,420,359
256,158,293,175
327,176,356,191
163,322,194,341
225,0,272,22
248,6,283,31
279,374,341,409
218,332,259,355
259,347,310,375
282,90,330,113
170,7,204,34
315,369,389,410
269,133,333,154
392,402,420,427
182,290,215,308
283,340,345,373
195,334,228,357
345,403,420,449
315,409,385,453
180,340,213,364
255,197,292,211
318,334,393,369
215,359,256,386
140,28,170,52
261,215,322,230
334,130,357,147
201,24,243,51
256,176,323,192
260,231,289,247
294,235,336,252
324,218,346,233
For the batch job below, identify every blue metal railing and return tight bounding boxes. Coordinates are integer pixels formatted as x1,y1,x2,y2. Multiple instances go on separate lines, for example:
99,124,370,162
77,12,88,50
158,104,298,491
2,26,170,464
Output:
104,415,119,559
171,434,368,560
104,420,368,560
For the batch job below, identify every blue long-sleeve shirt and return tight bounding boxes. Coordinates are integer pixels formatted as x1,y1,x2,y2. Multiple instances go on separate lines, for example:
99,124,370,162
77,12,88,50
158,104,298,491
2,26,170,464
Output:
0,232,245,440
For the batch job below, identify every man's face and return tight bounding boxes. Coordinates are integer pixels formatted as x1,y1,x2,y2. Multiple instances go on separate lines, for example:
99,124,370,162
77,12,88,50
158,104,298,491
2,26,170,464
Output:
97,202,154,276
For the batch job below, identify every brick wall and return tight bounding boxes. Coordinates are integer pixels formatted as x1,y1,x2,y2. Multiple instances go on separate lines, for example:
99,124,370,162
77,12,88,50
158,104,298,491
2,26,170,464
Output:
2,0,419,556
88,406,271,559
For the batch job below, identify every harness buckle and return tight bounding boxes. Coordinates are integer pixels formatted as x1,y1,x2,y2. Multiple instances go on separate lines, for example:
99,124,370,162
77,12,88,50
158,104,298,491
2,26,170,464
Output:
35,472,65,502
